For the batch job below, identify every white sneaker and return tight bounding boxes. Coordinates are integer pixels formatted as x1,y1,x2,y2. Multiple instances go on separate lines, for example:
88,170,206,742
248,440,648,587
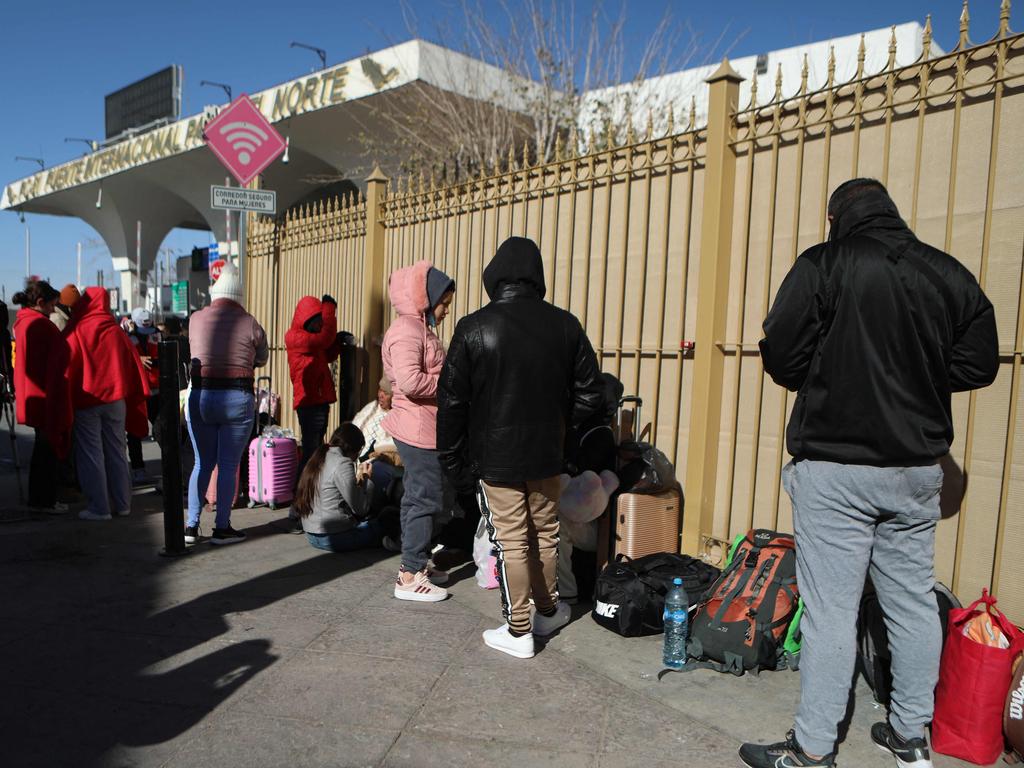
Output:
482,625,535,659
394,570,448,602
532,601,572,637
114,509,130,518
49,502,70,515
79,510,112,521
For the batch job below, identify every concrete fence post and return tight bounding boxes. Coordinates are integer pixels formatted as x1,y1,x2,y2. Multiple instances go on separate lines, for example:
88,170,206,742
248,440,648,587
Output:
362,164,389,405
681,59,743,556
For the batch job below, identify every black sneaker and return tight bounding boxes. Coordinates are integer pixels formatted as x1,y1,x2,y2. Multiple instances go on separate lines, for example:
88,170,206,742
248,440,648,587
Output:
288,516,304,534
210,526,246,545
739,730,835,768
184,525,200,545
871,722,933,768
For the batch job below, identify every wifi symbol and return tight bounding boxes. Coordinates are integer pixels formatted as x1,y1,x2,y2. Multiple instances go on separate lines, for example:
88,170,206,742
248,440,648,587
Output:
218,121,270,166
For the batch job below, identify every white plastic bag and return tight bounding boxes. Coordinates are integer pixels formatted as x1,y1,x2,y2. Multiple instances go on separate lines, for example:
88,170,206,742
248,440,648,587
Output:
473,517,499,590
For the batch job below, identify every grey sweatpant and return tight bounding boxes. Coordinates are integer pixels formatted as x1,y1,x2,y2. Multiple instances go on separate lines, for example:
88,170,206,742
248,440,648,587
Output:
785,459,943,757
394,439,443,573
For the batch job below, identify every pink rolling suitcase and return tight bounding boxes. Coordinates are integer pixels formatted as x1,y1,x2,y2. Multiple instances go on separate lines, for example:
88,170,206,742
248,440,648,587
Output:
247,435,298,509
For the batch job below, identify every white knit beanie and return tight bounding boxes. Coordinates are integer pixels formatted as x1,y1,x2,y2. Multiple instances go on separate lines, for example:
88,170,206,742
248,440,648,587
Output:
210,261,244,305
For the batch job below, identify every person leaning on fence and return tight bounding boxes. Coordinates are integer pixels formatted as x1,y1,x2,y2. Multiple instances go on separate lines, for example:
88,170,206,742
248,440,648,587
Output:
294,423,392,553
381,259,455,602
184,262,269,546
11,280,72,514
437,236,604,659
738,179,999,768
65,287,150,521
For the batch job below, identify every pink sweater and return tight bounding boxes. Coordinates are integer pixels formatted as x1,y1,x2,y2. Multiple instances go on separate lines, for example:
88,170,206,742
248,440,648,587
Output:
188,299,269,379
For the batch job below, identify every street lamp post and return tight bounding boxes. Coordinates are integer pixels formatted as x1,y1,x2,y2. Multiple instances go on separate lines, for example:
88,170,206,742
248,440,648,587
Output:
200,80,233,102
290,41,327,71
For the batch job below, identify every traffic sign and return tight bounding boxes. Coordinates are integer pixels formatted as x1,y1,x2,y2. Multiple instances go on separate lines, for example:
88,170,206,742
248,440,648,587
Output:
209,258,226,282
172,280,189,313
203,94,285,186
211,185,277,213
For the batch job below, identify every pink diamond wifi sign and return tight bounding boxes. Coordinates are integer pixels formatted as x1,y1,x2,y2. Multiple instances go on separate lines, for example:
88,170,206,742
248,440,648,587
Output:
203,94,285,186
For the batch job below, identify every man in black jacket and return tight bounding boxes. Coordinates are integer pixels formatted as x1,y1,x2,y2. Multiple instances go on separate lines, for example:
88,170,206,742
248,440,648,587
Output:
437,236,603,659
740,179,998,768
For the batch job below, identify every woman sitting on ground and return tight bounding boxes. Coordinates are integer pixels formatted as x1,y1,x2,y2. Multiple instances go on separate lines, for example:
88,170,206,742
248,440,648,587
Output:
295,423,388,552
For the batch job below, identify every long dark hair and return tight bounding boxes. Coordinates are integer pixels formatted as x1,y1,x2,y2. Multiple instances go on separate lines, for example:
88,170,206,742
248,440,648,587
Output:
12,279,59,310
293,423,366,518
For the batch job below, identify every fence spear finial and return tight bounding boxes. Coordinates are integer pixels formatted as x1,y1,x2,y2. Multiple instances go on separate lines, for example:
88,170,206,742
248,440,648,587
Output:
507,144,516,173
626,119,636,145
922,15,933,60
774,62,784,102
749,72,758,108
569,126,579,157
959,1,971,48
522,139,530,169
888,25,898,69
645,110,654,140
999,0,1011,37
827,45,836,86
555,132,563,162
688,95,697,129
605,119,615,150
666,102,675,134
856,34,866,77
800,53,809,94
587,125,596,154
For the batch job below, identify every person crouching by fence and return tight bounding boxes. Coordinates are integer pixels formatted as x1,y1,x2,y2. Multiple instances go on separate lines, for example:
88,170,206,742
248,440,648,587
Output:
12,280,72,514
382,260,455,603
184,262,268,546
65,287,149,521
285,293,342,531
294,423,395,552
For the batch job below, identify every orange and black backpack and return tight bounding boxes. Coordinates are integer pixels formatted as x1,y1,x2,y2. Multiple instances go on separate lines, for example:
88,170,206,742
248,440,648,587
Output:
685,529,799,675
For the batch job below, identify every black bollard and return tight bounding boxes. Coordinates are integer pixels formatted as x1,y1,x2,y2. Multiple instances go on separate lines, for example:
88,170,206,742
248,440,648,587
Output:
158,340,188,557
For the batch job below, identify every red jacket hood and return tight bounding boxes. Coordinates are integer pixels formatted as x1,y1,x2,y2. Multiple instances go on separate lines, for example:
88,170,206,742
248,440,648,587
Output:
290,296,324,331
388,261,432,317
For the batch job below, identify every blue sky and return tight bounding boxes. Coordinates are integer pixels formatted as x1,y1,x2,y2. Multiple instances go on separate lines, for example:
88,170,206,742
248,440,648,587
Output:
0,0,1000,300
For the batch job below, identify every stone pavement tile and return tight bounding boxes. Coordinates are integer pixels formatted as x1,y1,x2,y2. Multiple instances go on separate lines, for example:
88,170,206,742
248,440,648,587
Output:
2,685,214,768
1,628,286,710
232,649,446,731
408,655,612,752
308,605,481,662
162,712,399,768
599,689,737,766
384,732,595,768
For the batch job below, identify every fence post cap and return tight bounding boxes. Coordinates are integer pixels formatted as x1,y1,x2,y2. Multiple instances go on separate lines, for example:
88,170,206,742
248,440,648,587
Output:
365,163,389,184
706,58,744,84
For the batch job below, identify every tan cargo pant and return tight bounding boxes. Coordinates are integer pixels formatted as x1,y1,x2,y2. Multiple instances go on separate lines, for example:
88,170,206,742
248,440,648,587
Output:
479,477,561,635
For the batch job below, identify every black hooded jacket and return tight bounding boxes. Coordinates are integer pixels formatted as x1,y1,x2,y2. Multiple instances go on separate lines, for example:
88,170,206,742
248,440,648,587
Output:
759,188,999,465
437,237,604,484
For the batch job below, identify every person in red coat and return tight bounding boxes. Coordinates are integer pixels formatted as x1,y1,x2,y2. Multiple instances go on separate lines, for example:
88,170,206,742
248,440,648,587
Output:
285,294,342,482
65,287,149,521
11,280,72,513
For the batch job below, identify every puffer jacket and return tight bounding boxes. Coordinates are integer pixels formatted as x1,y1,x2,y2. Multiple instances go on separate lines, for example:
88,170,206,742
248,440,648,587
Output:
381,261,447,450
437,237,604,484
285,296,340,409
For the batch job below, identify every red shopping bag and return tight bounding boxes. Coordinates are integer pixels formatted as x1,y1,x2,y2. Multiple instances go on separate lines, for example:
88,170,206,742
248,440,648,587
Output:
932,589,1024,764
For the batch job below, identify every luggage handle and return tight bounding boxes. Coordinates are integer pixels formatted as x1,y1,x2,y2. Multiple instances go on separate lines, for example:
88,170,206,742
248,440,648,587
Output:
617,396,645,443
256,375,272,392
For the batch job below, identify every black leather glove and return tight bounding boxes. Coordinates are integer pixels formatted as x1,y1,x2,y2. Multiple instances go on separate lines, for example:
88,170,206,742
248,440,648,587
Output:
321,294,337,306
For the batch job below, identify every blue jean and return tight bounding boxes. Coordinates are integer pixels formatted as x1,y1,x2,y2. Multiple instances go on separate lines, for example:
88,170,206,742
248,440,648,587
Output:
186,388,254,529
305,518,383,552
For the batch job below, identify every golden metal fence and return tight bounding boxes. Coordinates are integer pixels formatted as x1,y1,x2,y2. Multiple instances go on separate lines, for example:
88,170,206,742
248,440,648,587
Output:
247,5,1024,620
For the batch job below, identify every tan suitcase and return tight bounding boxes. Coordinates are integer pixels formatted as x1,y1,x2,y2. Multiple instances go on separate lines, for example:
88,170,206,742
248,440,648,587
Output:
612,488,681,559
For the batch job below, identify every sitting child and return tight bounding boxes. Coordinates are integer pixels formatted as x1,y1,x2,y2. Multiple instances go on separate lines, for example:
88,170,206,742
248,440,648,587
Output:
294,423,384,552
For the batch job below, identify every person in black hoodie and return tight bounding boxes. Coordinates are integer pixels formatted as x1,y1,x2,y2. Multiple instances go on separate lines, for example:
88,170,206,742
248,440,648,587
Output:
437,236,603,659
739,179,998,768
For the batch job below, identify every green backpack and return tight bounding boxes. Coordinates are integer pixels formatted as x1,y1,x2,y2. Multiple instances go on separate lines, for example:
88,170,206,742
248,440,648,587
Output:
724,533,804,670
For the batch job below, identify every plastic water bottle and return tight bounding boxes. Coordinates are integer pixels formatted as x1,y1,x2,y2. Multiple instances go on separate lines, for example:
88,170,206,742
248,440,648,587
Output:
662,577,689,669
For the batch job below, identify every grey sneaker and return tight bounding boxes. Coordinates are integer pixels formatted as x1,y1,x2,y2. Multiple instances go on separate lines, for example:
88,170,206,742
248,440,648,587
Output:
871,722,933,768
739,730,835,767
532,601,571,637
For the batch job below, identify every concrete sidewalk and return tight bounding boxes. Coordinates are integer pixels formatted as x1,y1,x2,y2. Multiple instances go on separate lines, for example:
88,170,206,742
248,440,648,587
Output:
0,429,982,768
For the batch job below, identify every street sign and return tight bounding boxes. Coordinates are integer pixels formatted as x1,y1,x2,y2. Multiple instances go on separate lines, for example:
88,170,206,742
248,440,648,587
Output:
210,185,277,213
172,280,189,313
203,94,285,185
209,259,226,282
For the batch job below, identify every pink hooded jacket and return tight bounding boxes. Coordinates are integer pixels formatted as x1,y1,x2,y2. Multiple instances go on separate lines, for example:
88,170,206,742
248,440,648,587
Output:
381,261,447,449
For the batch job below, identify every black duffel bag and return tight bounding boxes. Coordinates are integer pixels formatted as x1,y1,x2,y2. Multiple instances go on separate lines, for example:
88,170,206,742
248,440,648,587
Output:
592,552,720,637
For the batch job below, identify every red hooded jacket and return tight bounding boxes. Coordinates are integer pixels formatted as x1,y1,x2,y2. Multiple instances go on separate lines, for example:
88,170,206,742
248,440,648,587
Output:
13,308,72,458
65,288,150,438
285,296,340,409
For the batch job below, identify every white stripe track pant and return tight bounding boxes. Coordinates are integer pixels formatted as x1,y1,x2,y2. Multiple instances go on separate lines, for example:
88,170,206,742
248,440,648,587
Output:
478,477,561,635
